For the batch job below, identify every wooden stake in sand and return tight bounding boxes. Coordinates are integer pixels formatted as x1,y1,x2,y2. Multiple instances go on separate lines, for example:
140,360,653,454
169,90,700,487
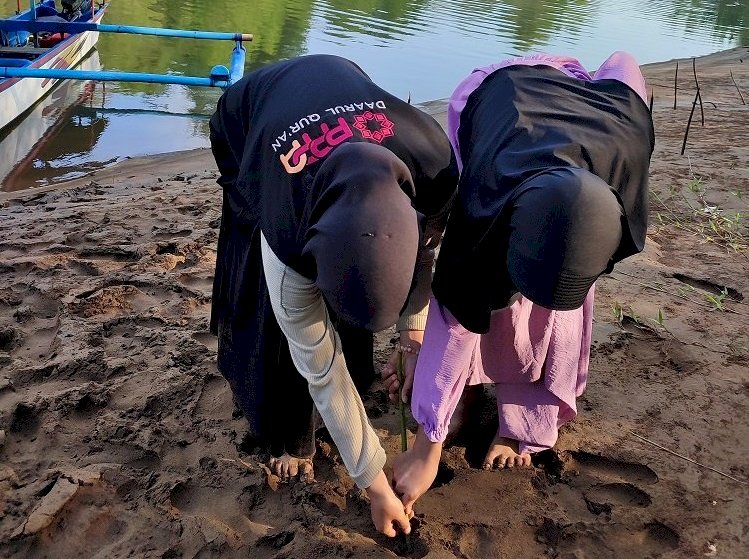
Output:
692,58,705,126
631,432,748,485
681,89,700,155
730,69,746,105
673,61,678,109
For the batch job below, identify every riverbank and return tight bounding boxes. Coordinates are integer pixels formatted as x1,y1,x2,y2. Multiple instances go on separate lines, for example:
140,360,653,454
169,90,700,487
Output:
1,48,748,558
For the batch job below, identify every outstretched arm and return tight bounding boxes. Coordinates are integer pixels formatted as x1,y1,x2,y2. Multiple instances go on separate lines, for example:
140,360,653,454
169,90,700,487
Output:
392,298,479,511
260,233,410,537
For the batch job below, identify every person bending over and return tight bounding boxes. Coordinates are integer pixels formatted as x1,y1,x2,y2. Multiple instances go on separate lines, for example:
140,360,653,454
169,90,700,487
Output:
209,54,458,536
383,52,654,514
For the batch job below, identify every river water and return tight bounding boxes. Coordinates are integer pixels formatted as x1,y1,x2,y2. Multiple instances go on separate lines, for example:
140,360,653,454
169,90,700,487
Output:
1,0,747,190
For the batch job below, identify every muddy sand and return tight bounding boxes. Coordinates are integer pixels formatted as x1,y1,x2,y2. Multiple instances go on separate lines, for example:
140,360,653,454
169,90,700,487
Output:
1,48,748,559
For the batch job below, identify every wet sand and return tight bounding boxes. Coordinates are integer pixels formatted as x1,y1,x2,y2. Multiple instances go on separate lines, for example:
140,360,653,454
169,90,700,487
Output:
1,47,748,558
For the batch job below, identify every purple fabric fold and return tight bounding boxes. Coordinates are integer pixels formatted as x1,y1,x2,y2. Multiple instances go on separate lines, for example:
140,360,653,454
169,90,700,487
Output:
411,288,594,454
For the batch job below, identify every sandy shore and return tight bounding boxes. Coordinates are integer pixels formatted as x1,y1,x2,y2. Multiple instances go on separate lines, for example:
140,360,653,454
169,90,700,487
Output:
1,48,748,558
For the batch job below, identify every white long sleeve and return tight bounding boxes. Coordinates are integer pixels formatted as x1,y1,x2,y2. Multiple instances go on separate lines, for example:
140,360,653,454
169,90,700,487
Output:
260,232,386,489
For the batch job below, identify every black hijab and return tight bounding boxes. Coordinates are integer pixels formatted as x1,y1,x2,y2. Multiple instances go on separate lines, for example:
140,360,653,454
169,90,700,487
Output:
299,142,423,331
433,64,655,333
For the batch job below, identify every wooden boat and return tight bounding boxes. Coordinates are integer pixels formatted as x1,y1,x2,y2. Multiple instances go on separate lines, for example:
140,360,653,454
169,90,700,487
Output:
0,0,106,131
0,49,101,189
0,1,251,134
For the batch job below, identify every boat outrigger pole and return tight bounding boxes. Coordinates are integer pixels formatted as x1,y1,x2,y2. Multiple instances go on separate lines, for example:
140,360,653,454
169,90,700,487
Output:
0,19,254,43
0,41,247,88
0,13,252,88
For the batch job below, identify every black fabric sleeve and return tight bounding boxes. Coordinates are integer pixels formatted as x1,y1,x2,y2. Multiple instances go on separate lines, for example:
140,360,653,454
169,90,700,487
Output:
209,94,242,191
422,146,459,242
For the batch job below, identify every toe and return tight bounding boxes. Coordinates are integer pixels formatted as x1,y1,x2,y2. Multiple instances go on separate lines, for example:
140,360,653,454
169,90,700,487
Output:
492,454,506,470
300,461,315,483
273,458,286,480
288,459,299,479
483,447,501,470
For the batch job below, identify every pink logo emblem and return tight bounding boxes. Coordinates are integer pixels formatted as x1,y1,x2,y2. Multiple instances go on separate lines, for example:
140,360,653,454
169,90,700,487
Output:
352,111,395,143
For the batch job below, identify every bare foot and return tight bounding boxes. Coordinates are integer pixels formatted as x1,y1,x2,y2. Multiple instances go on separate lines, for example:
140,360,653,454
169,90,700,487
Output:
482,433,532,470
267,453,315,483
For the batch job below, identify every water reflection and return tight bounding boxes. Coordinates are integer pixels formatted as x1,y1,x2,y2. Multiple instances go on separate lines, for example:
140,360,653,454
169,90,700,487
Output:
649,0,749,45
97,0,318,113
440,0,598,52
1,0,748,190
318,0,429,42
0,52,105,190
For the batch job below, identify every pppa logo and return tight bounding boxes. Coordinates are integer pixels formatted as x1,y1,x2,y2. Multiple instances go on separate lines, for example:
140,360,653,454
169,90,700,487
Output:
280,117,353,174
279,112,396,174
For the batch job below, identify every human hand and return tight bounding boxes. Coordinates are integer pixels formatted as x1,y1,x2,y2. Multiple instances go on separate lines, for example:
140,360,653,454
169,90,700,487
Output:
381,330,423,403
366,471,412,538
392,427,442,515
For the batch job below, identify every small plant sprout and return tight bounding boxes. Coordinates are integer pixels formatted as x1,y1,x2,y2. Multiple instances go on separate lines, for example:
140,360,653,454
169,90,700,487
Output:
650,177,748,254
612,302,624,325
704,287,729,311
687,175,704,194
628,307,642,325
648,308,672,336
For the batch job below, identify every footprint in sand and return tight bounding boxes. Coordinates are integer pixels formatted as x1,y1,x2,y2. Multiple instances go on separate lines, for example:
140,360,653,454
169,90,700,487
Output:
9,402,41,435
152,227,193,241
568,450,658,485
585,481,652,510
1,284,61,362
66,259,101,277
541,451,679,557
536,515,679,558
672,272,743,302
191,332,218,353
178,273,214,292
69,281,174,319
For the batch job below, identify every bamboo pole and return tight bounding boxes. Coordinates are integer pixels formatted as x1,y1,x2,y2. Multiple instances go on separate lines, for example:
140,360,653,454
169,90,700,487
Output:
0,20,254,42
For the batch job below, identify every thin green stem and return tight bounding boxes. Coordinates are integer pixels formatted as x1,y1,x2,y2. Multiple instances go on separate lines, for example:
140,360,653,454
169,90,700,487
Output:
396,351,412,551
397,352,408,453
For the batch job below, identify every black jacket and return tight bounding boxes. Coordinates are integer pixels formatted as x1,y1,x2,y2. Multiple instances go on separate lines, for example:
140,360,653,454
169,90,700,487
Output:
209,54,457,330
432,64,655,333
